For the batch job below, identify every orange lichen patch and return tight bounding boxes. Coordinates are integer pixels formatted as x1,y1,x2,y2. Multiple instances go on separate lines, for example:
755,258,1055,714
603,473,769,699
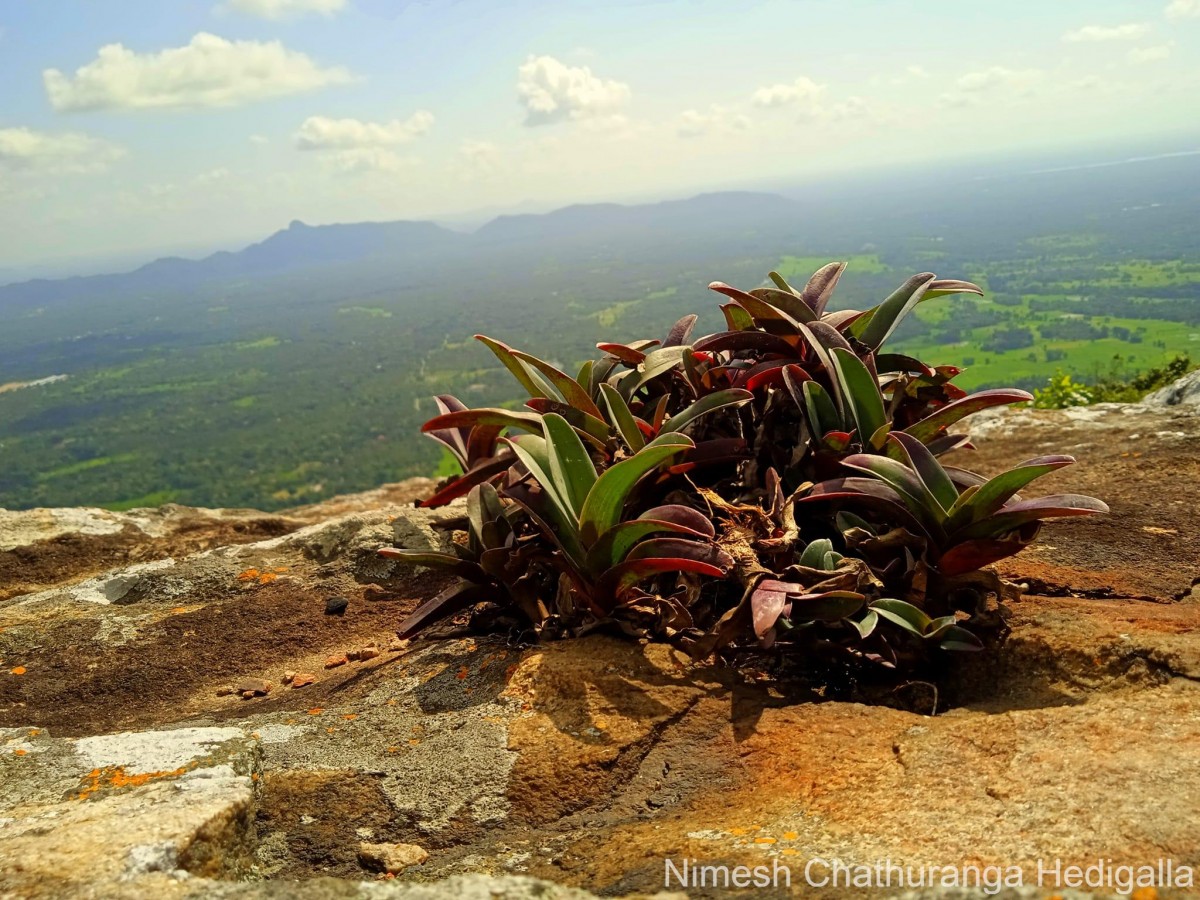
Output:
1131,889,1159,900
782,831,798,841
307,708,324,716
386,746,399,754
504,664,519,682
236,568,261,581
456,666,470,681
9,667,26,676
257,572,278,585
273,566,288,573
27,729,40,737
753,836,777,844
729,827,749,836
781,848,799,857
407,739,421,746
73,765,189,800
341,713,358,721
251,772,260,782
325,727,337,735
13,748,27,756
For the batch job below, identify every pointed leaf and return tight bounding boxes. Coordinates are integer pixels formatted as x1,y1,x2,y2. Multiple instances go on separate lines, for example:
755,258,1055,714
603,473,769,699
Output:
476,334,549,398
830,348,887,446
577,435,693,544
600,382,647,452
905,389,1034,443
661,388,753,434
888,431,958,513
396,582,490,640
543,413,598,518
852,273,937,350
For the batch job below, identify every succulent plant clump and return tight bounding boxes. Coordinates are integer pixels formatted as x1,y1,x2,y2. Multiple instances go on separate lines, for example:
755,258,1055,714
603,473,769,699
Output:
383,263,1107,692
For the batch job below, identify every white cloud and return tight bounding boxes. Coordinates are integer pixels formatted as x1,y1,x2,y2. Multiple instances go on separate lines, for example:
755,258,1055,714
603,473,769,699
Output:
0,126,124,174
939,67,1043,108
43,33,354,112
457,140,501,175
1128,43,1173,63
221,0,347,19
516,55,630,126
1062,22,1151,42
249,134,270,145
957,66,1042,93
1166,0,1200,19
677,106,750,138
324,147,416,174
295,111,434,149
809,95,871,122
751,76,824,108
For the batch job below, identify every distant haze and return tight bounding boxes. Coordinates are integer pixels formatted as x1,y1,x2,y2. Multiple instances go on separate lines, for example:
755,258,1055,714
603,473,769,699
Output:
2,0,1198,268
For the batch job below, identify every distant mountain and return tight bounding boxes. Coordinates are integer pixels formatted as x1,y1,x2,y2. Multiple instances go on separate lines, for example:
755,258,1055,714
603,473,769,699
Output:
0,192,802,309
475,192,800,245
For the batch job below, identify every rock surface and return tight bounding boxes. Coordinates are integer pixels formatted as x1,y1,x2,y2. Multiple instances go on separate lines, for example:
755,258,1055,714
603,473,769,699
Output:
2,390,1200,898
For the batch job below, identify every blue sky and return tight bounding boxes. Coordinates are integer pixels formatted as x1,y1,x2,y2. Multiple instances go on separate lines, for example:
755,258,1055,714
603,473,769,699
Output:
1,0,1197,270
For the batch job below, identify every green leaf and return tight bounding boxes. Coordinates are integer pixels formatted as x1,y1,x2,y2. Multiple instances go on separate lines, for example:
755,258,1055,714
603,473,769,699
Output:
889,432,958,514
924,279,983,300
578,434,693,545
542,413,598,519
585,518,709,574
475,334,550,399
800,380,843,437
830,348,887,446
939,625,984,651
851,273,937,350
513,349,604,420
660,388,753,434
506,434,579,539
949,455,1075,527
870,598,932,635
904,389,1034,444
629,346,689,395
600,383,647,452
853,609,879,639
798,538,834,569
841,453,946,533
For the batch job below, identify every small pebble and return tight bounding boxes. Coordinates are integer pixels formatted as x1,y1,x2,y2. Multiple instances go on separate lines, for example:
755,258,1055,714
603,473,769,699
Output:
282,671,296,685
237,678,271,697
291,673,317,688
347,649,362,661
359,646,380,661
325,655,349,669
325,596,349,616
216,687,234,697
363,584,391,601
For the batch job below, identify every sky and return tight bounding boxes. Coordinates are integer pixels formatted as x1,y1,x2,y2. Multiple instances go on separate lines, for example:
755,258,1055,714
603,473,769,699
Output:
1,0,1198,272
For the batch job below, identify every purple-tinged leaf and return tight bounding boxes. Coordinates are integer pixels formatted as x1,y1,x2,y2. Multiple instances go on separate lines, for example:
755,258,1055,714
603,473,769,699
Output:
905,389,1034,443
693,330,797,356
419,453,514,508
663,314,699,347
889,432,958,513
797,261,847,316
957,494,1108,541
638,504,716,537
422,408,544,437
396,582,491,640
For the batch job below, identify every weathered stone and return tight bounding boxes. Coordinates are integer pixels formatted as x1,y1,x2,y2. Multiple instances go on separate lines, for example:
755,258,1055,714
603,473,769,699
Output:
358,646,379,661
290,673,316,688
324,655,348,670
236,679,271,697
356,841,429,873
